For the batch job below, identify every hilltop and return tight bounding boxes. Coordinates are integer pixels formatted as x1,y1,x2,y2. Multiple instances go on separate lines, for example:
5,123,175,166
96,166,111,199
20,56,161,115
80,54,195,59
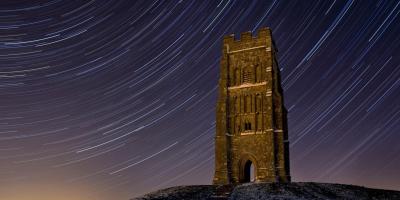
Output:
133,182,400,200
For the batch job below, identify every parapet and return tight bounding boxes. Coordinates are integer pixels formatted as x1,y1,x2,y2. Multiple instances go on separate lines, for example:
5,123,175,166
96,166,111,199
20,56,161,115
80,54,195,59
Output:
223,27,273,52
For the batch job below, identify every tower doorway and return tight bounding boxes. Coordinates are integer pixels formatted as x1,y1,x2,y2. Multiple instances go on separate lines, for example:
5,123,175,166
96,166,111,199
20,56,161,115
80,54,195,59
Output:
243,160,255,182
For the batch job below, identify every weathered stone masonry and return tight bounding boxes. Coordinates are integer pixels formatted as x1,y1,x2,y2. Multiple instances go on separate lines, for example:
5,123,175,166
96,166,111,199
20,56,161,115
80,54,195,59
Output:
213,27,291,184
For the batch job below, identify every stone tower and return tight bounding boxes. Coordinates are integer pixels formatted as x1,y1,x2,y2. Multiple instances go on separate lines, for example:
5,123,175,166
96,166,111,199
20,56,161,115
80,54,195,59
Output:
213,27,290,184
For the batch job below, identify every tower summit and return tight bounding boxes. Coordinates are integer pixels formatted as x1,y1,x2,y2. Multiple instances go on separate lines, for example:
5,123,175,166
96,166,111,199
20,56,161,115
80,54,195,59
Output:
213,27,290,184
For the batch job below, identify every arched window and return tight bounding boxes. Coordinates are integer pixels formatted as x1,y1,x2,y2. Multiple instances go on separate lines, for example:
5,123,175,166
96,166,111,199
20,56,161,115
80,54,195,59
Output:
244,122,252,131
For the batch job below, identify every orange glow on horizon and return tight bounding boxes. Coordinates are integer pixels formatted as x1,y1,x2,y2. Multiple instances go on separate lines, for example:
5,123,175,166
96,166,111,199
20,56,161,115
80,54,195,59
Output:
0,182,100,200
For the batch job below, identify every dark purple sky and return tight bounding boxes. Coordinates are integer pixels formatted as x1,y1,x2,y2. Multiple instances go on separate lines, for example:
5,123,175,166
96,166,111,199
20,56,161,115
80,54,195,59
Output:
0,0,399,199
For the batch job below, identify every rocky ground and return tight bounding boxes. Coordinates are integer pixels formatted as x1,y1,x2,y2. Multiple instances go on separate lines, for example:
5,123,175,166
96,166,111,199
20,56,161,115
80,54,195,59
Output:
133,182,400,200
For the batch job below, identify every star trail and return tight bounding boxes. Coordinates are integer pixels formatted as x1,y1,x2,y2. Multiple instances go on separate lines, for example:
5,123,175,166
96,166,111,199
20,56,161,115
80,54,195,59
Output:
0,0,399,199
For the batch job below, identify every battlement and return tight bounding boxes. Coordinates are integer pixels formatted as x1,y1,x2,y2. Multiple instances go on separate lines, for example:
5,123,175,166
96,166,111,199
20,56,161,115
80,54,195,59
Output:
223,27,271,43
223,27,273,53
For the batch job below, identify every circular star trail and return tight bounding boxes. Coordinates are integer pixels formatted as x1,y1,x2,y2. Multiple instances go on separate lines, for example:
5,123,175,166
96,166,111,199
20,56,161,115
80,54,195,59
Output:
0,0,399,199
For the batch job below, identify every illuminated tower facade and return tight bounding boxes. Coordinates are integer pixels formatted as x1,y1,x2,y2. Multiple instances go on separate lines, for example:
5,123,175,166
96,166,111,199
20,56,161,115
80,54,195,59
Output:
213,28,290,184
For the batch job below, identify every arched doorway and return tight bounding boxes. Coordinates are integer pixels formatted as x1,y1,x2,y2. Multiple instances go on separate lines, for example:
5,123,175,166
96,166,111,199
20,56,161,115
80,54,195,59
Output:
242,160,256,182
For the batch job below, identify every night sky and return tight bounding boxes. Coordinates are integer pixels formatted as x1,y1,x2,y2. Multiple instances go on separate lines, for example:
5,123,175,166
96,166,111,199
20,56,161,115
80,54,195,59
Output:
0,0,399,199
